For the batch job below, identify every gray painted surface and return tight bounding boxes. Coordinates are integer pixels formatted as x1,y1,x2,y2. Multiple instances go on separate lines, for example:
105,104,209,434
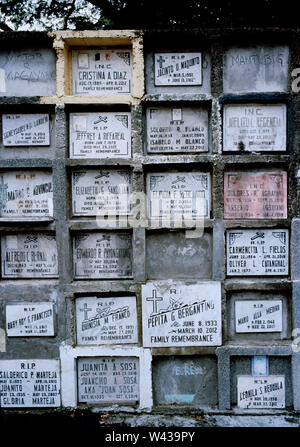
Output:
146,230,212,279
0,48,56,96
152,355,218,406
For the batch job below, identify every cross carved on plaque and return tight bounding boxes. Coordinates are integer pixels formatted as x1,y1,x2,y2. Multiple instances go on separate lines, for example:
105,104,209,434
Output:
146,289,163,314
80,303,92,321
157,55,166,68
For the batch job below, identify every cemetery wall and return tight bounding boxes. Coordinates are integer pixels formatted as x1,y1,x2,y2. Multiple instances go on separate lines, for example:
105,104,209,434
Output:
0,27,300,426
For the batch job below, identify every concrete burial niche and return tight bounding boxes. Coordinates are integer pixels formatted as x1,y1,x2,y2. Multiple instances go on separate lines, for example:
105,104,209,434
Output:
0,48,56,96
0,170,53,220
230,356,292,408
0,110,56,160
69,111,131,159
145,51,211,95
1,233,58,279
77,356,139,404
75,295,138,345
72,232,133,279
226,228,289,276
146,230,212,279
226,291,291,343
222,103,287,153
0,359,61,408
71,169,131,217
224,171,288,219
72,49,132,95
152,355,218,407
145,105,210,154
223,46,289,93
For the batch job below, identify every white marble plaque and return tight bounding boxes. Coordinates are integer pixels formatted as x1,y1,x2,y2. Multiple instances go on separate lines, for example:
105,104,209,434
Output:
76,296,138,345
6,303,54,336
154,53,202,86
72,170,131,216
147,172,210,222
73,232,132,279
237,375,285,409
77,357,139,403
0,170,53,218
223,46,289,93
235,300,282,333
226,229,289,276
69,112,131,158
142,281,222,347
2,114,50,146
1,233,58,278
223,104,286,152
72,49,132,95
146,107,208,153
0,359,60,407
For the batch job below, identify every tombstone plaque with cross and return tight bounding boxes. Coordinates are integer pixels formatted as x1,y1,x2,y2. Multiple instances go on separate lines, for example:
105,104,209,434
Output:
147,172,210,224
75,296,138,345
154,53,202,86
69,112,131,158
226,229,289,276
142,281,222,347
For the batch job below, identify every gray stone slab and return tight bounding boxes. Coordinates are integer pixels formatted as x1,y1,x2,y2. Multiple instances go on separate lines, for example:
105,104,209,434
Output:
237,375,285,409
77,357,139,403
146,107,208,153
226,229,289,276
1,233,58,278
75,296,138,345
2,114,50,146
235,300,282,333
223,104,287,152
0,170,53,219
147,172,210,223
69,112,131,158
72,169,131,217
72,49,132,95
146,230,212,279
152,355,218,406
142,281,221,347
154,53,202,86
0,359,60,407
73,232,132,279
0,48,56,96
223,46,289,93
6,303,54,336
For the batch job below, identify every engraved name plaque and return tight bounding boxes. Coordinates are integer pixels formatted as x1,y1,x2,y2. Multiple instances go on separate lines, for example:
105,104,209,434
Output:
69,112,131,158
73,232,132,279
72,49,132,95
77,357,139,403
224,171,287,219
146,107,208,153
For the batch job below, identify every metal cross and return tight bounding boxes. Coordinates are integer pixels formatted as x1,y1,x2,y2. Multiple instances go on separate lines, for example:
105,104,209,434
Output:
146,289,163,314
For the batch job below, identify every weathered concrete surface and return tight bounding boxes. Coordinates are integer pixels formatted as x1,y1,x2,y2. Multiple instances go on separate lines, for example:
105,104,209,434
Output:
0,28,299,423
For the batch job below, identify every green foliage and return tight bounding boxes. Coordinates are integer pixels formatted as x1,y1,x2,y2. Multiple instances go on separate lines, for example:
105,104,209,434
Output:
0,0,299,31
